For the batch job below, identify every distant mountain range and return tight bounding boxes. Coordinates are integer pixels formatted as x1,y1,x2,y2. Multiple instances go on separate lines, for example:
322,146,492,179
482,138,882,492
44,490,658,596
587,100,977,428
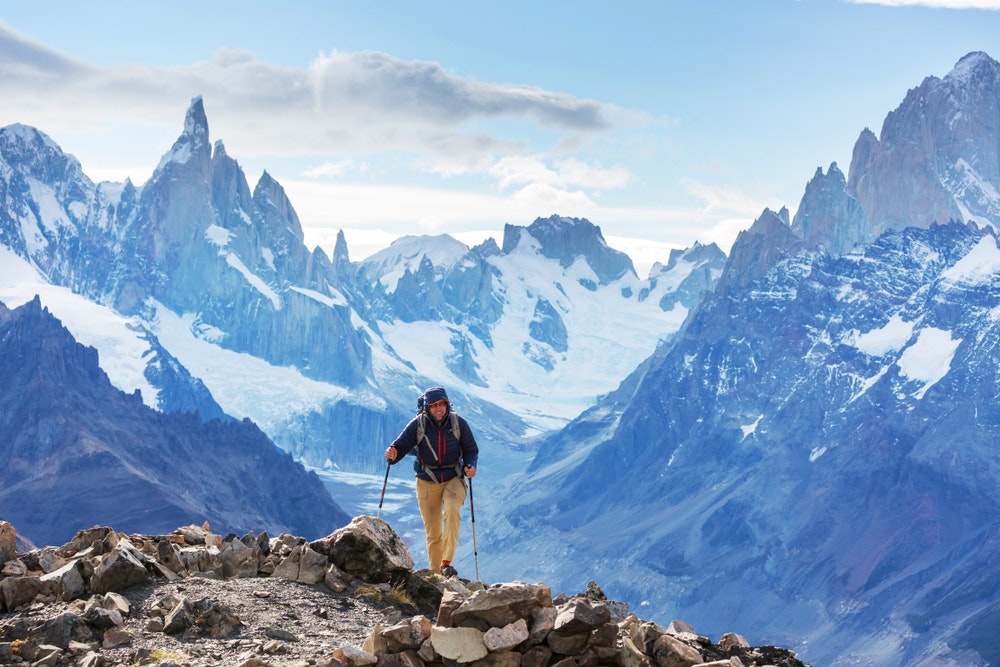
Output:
2,45,999,667
478,51,1000,667
0,103,723,474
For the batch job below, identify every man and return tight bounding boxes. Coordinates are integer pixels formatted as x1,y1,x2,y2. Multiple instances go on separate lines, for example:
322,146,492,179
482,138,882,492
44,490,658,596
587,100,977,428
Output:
385,386,478,577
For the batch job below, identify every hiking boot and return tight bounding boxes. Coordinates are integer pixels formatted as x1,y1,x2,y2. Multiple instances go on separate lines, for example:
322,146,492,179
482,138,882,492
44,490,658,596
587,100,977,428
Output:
441,564,458,578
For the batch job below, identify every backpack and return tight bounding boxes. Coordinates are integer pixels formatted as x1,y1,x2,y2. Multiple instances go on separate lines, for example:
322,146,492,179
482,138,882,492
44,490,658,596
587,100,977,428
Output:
412,394,463,483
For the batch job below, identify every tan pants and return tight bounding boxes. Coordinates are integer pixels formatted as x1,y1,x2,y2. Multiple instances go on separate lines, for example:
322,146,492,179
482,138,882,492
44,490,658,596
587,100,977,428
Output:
416,475,467,573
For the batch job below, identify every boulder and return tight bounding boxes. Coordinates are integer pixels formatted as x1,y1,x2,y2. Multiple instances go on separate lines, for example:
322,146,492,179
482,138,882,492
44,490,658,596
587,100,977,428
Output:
484,618,529,652
219,535,260,578
527,606,557,646
310,516,413,583
32,611,93,649
521,645,554,667
155,540,184,574
375,649,424,667
718,633,749,650
649,633,702,667
452,582,553,629
162,597,194,634
90,539,151,594
554,599,612,635
0,574,45,610
620,635,653,667
380,615,432,653
334,645,379,667
40,560,87,601
58,526,113,556
430,626,488,663
0,520,16,566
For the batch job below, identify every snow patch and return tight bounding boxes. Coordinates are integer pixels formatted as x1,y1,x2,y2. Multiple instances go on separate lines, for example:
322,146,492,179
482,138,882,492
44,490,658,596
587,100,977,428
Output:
0,246,160,407
290,285,347,308
940,234,1000,285
147,301,350,432
226,253,281,310
205,224,233,248
850,314,914,356
741,415,763,439
896,328,960,400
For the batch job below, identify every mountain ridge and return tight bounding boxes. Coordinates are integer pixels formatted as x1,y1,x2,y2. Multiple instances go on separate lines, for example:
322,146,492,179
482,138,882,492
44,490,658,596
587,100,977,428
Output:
0,296,349,546
478,49,1000,667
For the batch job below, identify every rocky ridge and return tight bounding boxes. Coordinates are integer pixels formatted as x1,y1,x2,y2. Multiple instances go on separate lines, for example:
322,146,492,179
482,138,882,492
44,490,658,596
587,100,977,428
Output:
0,518,807,667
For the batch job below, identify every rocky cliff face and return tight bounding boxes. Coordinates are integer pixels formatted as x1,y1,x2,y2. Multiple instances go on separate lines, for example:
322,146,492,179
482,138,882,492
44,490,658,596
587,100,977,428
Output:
486,217,1000,667
790,163,866,255
0,100,720,473
848,52,1000,240
793,51,1000,256
0,297,349,546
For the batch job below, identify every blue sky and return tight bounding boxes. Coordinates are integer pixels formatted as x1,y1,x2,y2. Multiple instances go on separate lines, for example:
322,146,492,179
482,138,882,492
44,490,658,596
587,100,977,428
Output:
2,0,999,273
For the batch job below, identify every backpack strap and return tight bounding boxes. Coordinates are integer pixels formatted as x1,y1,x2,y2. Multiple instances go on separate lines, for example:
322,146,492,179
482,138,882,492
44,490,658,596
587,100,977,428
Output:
415,412,463,484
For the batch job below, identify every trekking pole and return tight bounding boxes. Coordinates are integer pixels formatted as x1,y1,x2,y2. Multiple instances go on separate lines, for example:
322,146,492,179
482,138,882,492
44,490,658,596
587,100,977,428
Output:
377,461,390,519
468,474,480,581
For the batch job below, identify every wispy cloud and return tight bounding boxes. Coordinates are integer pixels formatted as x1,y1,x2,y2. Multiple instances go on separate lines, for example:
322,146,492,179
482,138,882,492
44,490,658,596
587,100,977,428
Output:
0,22,614,167
490,155,631,191
846,0,1000,8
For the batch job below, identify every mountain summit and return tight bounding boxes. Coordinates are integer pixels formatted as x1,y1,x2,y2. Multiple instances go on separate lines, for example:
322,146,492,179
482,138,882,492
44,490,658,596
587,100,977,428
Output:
793,50,1000,256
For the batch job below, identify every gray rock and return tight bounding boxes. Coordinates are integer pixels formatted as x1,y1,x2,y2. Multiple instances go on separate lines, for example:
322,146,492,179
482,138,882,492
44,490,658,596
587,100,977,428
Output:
311,516,413,583
451,582,552,628
0,574,44,611
90,539,151,594
0,520,16,566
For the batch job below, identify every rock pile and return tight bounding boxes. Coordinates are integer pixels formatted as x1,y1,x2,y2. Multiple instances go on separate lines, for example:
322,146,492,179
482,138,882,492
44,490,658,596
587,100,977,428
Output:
0,518,808,667
362,580,806,667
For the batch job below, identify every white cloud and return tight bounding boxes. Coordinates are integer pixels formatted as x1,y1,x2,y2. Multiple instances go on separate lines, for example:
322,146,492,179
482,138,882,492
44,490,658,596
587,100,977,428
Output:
682,179,776,217
0,24,616,169
847,0,1000,7
492,156,562,190
303,159,358,179
491,155,631,191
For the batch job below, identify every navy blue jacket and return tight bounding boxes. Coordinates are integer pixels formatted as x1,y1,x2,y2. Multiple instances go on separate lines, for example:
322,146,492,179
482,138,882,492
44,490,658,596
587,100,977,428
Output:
389,409,479,483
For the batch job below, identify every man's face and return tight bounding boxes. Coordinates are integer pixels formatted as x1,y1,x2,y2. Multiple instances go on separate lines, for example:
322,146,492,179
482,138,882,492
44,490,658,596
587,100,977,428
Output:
428,400,449,419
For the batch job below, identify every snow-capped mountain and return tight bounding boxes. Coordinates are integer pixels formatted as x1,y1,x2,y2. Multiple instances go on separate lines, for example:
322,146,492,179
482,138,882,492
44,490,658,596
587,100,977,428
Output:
0,96,722,479
358,218,723,433
478,52,1000,667
794,50,1000,256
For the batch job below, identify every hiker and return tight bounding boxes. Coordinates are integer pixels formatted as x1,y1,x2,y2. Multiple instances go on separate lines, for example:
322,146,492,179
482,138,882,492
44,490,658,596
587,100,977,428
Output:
384,386,478,577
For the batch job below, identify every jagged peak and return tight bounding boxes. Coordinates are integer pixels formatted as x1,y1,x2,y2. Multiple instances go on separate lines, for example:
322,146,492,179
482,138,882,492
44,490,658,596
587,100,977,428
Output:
748,207,793,235
662,240,727,272
473,236,501,258
252,170,304,243
153,97,211,174
257,169,277,189
946,51,999,85
333,229,351,267
184,95,209,141
804,162,847,191
501,214,635,283
715,208,804,294
0,123,87,184
0,123,61,153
